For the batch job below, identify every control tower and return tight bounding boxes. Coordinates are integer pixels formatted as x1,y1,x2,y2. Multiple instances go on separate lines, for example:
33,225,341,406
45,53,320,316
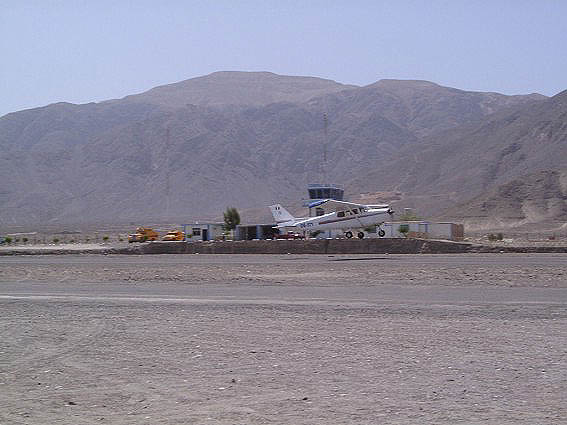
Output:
304,183,344,217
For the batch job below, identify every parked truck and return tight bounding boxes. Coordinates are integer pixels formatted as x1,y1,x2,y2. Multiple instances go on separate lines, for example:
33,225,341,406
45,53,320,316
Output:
128,227,159,243
162,230,185,241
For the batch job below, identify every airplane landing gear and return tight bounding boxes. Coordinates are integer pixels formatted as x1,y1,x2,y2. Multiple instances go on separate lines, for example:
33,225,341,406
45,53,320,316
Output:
345,231,353,239
378,228,386,237
357,232,365,239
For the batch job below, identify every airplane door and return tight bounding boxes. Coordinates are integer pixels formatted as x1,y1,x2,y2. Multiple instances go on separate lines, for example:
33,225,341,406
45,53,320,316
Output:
202,229,208,241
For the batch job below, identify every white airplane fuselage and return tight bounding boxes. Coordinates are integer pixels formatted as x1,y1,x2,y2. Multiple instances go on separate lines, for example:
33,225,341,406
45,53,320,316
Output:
282,207,391,232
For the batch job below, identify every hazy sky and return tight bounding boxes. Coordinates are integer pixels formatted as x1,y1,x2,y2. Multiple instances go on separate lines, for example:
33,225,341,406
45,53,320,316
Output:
1,0,566,116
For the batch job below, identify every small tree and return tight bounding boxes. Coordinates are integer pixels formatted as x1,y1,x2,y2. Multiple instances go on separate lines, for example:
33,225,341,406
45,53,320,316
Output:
223,207,241,237
398,224,410,238
103,235,109,243
22,237,28,244
4,236,12,244
310,230,322,239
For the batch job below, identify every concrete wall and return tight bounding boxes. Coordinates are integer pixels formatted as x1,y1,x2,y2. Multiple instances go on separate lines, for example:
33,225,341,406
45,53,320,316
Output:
140,238,474,255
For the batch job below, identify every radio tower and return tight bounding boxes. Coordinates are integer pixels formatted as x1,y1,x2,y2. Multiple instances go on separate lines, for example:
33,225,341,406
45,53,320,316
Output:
164,128,171,218
323,112,328,184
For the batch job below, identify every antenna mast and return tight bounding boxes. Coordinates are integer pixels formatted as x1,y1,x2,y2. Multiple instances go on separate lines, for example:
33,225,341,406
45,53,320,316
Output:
323,113,328,184
165,128,170,218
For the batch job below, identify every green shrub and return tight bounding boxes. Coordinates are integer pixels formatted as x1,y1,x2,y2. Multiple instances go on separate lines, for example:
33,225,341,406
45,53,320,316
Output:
398,224,410,237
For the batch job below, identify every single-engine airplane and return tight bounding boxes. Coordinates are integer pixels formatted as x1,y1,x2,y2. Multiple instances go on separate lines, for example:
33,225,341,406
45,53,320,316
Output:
269,199,394,239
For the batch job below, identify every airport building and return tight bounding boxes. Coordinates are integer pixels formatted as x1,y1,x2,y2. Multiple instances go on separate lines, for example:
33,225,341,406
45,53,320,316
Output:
182,184,464,242
182,223,225,242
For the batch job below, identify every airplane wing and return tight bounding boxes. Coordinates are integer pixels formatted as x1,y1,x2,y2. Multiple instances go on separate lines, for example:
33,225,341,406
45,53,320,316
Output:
308,199,388,211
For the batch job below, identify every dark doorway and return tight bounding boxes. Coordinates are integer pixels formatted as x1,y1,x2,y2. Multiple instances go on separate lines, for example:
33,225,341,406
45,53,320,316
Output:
247,226,257,240
202,229,208,241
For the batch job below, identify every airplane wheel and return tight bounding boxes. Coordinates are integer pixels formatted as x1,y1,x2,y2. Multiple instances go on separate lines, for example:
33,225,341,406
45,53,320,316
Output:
345,231,353,239
378,229,386,237
357,232,364,239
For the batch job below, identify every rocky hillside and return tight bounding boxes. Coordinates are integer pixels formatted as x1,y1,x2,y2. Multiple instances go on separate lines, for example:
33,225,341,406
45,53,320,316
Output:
347,89,567,224
121,71,356,108
0,71,554,229
444,170,567,230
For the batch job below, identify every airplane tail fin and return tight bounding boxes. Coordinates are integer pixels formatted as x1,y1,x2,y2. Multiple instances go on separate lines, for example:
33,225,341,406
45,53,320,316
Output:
269,204,296,224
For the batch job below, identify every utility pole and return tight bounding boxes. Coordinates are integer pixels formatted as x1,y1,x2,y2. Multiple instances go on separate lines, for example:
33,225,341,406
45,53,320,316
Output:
165,128,170,218
323,113,328,185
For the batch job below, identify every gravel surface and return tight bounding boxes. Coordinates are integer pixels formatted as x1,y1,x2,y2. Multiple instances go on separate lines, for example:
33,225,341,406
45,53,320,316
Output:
1,254,566,424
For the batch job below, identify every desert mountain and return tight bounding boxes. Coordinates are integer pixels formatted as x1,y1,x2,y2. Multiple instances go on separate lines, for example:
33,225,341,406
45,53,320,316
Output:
0,71,554,229
121,71,356,108
444,169,567,230
346,89,567,224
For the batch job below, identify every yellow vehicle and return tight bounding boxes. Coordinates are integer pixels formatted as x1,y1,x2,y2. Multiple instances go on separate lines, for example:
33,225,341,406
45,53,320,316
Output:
128,227,159,243
162,230,185,241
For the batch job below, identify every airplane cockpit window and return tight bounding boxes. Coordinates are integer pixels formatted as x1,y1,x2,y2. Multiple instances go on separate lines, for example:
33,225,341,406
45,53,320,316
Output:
337,211,345,218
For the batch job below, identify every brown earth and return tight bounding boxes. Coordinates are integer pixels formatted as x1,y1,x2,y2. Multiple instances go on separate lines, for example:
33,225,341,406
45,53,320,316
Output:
1,254,566,424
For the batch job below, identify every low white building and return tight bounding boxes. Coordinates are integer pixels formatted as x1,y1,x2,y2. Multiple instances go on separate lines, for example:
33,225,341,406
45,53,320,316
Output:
182,223,225,242
306,221,464,241
384,221,464,241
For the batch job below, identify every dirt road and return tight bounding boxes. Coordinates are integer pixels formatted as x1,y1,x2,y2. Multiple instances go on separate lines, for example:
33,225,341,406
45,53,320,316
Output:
1,254,566,424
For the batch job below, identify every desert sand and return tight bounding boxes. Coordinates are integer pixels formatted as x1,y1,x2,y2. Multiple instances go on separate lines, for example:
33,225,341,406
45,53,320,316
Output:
1,253,566,424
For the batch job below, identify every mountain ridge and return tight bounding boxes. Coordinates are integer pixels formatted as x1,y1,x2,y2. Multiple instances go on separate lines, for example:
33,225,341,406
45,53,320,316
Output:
0,71,559,230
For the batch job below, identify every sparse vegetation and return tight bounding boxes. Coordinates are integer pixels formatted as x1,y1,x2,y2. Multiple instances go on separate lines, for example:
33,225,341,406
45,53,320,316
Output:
22,237,28,244
4,236,12,244
398,224,410,237
103,236,109,242
53,238,60,244
364,225,377,233
398,211,421,221
223,207,241,232
487,233,504,241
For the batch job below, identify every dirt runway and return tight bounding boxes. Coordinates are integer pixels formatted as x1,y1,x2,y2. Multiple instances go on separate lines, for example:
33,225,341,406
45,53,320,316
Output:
1,254,566,424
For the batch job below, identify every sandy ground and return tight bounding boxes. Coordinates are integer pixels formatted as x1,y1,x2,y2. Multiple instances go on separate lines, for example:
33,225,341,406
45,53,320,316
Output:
1,254,566,424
